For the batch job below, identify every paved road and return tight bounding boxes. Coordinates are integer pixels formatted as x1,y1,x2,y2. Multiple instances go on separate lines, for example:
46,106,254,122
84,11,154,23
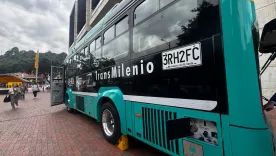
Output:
0,92,164,156
0,92,276,156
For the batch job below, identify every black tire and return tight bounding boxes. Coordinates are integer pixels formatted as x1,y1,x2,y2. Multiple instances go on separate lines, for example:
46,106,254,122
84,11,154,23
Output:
100,102,121,145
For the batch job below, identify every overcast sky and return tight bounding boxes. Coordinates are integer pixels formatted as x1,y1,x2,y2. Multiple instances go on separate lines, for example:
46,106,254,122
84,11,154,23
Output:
0,0,75,54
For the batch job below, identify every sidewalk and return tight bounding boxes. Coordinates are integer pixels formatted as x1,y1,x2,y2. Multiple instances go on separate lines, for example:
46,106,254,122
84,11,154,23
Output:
0,92,162,156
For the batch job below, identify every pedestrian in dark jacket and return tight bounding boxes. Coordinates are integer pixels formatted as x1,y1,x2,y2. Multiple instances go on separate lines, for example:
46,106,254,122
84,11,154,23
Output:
20,85,26,100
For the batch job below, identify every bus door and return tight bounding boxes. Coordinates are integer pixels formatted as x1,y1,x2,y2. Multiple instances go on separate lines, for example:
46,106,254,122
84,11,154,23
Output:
50,66,65,106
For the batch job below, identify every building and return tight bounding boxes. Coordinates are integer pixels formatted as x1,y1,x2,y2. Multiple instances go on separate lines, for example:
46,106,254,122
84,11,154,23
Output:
69,0,122,55
255,0,276,98
20,73,44,84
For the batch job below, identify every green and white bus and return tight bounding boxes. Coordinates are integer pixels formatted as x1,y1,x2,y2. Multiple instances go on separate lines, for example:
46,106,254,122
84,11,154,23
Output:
50,0,276,155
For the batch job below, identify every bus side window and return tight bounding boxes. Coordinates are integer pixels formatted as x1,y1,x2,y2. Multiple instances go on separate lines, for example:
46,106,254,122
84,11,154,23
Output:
115,16,129,36
90,40,95,54
134,0,159,25
102,16,130,60
76,54,78,61
103,25,115,59
160,0,174,8
103,41,115,59
95,37,101,49
133,0,200,53
80,49,84,60
94,48,101,59
104,25,115,44
76,53,80,63
84,47,89,57
78,53,81,60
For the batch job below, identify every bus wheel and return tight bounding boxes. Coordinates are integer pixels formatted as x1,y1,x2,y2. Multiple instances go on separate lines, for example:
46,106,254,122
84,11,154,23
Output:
101,102,121,145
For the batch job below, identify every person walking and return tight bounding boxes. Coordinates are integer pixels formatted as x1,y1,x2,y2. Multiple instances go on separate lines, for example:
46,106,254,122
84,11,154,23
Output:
8,84,21,109
20,84,26,100
24,84,28,93
32,83,40,98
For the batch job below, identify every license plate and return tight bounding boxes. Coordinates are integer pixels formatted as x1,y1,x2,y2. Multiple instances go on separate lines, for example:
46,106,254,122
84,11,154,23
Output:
162,43,202,70
183,140,203,156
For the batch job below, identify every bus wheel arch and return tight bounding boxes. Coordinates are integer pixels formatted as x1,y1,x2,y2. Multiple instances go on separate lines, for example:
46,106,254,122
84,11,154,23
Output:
97,97,116,119
98,98,121,144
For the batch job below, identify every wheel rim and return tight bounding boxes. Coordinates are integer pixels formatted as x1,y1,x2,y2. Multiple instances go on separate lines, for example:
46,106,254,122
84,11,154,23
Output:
102,109,115,136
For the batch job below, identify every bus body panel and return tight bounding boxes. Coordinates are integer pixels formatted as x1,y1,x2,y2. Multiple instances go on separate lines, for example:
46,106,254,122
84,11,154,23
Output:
85,96,97,118
68,87,225,156
221,114,275,156
220,115,232,156
230,126,274,156
220,0,266,128
124,100,224,156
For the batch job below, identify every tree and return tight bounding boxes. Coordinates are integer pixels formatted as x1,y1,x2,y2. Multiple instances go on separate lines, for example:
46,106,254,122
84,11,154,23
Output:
0,47,67,81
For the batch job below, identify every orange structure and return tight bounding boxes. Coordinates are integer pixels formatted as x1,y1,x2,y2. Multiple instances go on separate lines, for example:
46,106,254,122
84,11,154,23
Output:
0,74,30,88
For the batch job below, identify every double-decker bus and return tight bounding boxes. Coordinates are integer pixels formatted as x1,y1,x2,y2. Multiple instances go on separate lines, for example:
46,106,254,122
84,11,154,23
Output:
50,0,276,155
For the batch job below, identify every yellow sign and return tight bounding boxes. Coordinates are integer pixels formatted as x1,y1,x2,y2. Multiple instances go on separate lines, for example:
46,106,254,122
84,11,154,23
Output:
7,82,22,88
34,50,39,68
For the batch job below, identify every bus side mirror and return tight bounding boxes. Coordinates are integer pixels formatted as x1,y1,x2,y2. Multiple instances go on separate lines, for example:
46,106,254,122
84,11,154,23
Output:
259,18,276,53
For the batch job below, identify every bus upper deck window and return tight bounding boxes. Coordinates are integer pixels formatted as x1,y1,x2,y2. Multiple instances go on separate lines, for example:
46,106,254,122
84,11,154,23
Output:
115,32,129,59
103,41,115,59
93,48,101,59
116,16,129,36
90,41,95,53
96,37,101,49
133,0,201,53
84,47,88,57
80,50,84,60
160,0,174,8
134,0,158,25
104,26,115,44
